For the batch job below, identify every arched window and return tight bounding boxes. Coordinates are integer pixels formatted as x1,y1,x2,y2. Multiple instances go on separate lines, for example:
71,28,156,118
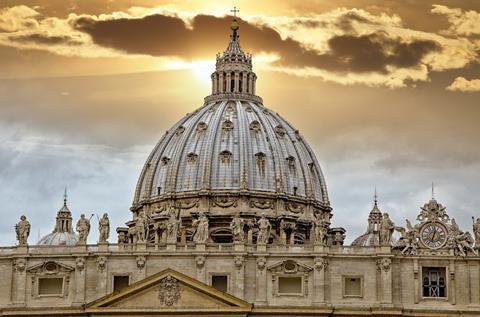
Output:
239,72,243,93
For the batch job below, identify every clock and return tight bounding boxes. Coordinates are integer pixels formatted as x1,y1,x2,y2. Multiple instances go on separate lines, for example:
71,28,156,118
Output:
420,222,448,249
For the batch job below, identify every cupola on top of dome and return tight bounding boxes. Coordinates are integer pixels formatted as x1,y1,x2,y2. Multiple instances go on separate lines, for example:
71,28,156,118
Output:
208,13,258,102
38,189,78,246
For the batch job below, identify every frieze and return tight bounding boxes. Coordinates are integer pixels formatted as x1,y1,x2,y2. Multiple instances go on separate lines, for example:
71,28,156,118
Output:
175,199,200,210
286,201,304,214
213,196,238,208
250,198,274,210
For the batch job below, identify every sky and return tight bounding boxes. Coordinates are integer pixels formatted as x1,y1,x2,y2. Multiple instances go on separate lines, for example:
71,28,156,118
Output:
0,0,479,245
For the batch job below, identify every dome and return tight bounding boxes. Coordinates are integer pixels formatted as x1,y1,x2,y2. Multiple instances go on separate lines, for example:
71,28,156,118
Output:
38,232,78,246
126,17,335,245
38,191,78,246
351,201,382,247
133,101,328,205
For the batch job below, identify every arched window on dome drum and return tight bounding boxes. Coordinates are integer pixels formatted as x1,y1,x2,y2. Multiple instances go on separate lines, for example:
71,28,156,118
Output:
223,72,227,93
239,72,243,93
230,71,235,93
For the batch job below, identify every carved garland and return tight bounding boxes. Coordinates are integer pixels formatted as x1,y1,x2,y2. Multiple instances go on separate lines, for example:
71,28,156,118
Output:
250,199,274,210
213,196,238,208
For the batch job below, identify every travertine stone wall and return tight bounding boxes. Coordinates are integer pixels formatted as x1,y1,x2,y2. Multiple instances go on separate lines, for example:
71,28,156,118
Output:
1,244,480,315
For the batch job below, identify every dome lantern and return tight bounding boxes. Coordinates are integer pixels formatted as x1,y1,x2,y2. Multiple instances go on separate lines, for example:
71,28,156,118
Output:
38,189,78,246
207,14,258,102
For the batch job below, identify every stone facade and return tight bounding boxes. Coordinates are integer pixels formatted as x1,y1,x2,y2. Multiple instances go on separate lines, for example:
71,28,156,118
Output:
1,15,480,317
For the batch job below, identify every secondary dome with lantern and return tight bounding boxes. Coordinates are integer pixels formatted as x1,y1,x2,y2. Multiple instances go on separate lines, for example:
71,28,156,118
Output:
38,194,78,246
130,17,333,243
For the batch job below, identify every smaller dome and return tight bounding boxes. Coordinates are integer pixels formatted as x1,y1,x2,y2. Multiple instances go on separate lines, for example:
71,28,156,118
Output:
38,190,78,246
38,232,78,246
351,196,382,247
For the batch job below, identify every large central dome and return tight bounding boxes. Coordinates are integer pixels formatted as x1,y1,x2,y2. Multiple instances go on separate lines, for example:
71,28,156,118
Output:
127,17,335,244
133,100,329,205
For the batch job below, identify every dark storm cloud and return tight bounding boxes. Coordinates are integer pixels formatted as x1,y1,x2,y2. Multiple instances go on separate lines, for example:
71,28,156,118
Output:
74,14,441,74
9,33,82,45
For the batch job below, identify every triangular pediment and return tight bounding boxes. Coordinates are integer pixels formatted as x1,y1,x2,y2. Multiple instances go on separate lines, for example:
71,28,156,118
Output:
86,268,251,314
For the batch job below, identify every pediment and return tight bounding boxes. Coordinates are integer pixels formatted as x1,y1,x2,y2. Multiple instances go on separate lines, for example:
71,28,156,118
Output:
86,268,251,314
27,260,74,274
268,260,313,274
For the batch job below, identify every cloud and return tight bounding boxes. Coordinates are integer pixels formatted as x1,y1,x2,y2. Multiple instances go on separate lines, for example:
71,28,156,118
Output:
432,5,480,36
74,14,440,75
0,5,478,88
447,76,480,92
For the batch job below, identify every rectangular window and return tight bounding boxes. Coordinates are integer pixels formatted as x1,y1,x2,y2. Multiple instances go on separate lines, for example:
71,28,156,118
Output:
38,277,63,296
113,275,130,292
211,275,228,293
278,276,302,295
344,276,362,297
422,267,446,298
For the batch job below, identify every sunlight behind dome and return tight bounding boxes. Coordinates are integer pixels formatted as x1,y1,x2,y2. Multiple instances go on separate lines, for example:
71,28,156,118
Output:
191,60,215,83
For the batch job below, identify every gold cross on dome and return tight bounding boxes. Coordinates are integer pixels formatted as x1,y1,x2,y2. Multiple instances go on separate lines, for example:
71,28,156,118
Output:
231,6,240,18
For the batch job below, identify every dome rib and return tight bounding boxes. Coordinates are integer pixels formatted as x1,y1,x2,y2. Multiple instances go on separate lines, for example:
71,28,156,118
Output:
205,100,228,190
172,104,213,192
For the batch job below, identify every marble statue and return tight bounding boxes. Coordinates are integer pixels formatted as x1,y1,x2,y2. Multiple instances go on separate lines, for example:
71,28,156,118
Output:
380,213,395,245
473,217,480,249
230,214,245,242
135,211,149,243
76,214,91,245
256,213,271,244
166,208,181,243
313,216,328,245
395,219,419,255
192,212,209,243
15,215,30,246
98,213,110,243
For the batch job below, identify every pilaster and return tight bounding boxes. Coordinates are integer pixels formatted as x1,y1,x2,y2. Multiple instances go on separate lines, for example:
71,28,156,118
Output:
255,255,267,305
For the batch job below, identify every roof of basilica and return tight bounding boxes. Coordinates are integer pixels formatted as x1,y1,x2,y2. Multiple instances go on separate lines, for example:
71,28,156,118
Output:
132,18,329,211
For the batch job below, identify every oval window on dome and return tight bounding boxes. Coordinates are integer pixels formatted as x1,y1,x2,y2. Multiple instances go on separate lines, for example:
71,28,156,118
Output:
175,126,185,136
196,122,208,133
219,150,233,164
222,120,234,133
186,153,198,164
249,121,261,133
275,125,286,137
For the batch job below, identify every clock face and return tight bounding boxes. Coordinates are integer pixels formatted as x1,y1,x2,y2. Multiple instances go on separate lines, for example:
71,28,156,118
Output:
420,223,448,249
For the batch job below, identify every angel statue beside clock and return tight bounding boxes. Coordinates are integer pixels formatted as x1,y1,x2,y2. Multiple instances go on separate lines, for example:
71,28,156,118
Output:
393,197,480,257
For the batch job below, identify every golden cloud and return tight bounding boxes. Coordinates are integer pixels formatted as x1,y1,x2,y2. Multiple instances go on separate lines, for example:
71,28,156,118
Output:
447,77,480,92
0,4,478,89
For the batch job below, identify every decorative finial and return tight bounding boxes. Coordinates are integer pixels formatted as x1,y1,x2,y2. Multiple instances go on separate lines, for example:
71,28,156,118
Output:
374,186,378,206
64,186,68,206
230,6,240,38
431,182,435,200
231,6,240,18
